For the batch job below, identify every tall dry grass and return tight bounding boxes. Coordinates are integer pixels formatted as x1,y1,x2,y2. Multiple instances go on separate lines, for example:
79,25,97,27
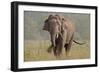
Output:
24,40,90,62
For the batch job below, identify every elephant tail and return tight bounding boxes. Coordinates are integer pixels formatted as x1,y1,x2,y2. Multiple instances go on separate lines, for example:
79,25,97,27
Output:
73,40,86,45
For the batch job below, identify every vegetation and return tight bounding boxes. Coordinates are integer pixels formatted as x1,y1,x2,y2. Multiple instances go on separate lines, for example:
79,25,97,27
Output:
24,40,90,62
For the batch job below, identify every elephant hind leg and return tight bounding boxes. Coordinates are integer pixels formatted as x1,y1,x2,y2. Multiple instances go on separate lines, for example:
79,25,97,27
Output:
64,44,69,55
64,42,72,56
64,35,74,55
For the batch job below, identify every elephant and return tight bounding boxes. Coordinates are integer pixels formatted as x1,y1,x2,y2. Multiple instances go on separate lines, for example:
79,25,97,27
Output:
43,14,85,57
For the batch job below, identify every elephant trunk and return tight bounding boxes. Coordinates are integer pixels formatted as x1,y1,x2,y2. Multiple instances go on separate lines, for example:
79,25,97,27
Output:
50,32,57,47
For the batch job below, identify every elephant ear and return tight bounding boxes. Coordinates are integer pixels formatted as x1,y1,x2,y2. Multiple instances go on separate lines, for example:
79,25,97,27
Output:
43,15,54,32
48,15,54,20
43,19,50,31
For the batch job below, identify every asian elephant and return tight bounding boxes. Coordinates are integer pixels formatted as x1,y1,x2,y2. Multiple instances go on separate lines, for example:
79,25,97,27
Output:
43,14,85,57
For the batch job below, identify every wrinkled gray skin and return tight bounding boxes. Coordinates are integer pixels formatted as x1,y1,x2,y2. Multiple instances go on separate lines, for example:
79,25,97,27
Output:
43,14,75,57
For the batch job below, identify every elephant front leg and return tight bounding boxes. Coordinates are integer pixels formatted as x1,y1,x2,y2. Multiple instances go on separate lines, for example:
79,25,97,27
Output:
47,33,56,53
55,35,64,57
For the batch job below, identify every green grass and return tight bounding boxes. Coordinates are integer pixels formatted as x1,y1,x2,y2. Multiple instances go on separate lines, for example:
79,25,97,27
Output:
24,40,90,62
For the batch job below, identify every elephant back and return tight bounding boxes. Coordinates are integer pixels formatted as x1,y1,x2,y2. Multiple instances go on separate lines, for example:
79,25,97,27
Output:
62,17,75,32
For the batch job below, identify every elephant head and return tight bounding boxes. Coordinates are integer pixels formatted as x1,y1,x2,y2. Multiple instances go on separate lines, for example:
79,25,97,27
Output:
43,14,62,47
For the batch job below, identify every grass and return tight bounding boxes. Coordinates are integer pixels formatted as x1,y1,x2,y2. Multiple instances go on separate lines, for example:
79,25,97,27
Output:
24,40,90,62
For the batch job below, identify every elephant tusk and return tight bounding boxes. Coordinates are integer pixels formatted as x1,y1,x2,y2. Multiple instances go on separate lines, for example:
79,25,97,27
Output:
56,34,58,38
